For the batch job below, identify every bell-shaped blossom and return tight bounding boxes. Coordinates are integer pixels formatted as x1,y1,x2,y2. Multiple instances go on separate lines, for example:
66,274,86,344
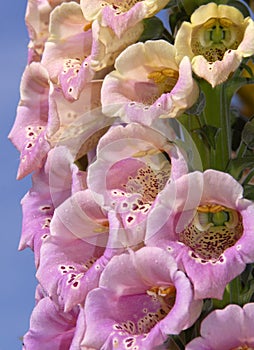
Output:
81,247,202,349
25,0,80,62
8,63,51,179
22,296,81,350
41,1,143,100
186,303,254,349
101,40,199,126
25,0,53,63
19,146,86,267
8,61,110,178
47,80,112,159
175,3,254,87
36,188,112,312
87,122,188,248
81,0,168,38
146,169,254,300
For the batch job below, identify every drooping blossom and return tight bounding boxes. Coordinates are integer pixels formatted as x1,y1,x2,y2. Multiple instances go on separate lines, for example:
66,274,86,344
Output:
47,79,112,157
145,169,254,299
19,146,86,267
87,122,188,248
186,303,254,350
25,0,79,63
25,0,53,63
8,63,51,179
80,0,168,38
8,60,110,178
81,247,202,349
36,188,112,312
41,1,144,100
101,40,199,126
174,2,254,87
22,294,82,350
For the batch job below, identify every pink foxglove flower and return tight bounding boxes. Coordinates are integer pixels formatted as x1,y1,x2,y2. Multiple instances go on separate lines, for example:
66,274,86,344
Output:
25,0,79,62
87,122,188,248
186,303,254,350
174,3,254,87
81,0,168,38
81,247,202,349
41,1,143,100
47,80,111,157
22,295,81,350
36,189,111,312
8,63,51,179
101,40,199,126
25,0,53,63
8,61,109,178
19,146,86,267
146,169,254,299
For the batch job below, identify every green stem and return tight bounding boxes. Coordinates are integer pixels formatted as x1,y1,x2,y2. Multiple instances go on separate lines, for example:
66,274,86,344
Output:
188,114,211,170
229,275,241,304
200,81,232,171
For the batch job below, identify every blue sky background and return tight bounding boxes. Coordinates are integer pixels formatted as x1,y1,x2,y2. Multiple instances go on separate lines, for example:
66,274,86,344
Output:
0,2,37,349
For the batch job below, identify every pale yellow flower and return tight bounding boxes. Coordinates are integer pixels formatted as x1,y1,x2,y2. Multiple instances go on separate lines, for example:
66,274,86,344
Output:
175,3,254,87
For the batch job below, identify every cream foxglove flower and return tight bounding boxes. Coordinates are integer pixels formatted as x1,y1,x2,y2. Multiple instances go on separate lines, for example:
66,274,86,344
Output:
80,0,168,37
41,2,143,100
175,2,254,87
101,40,199,126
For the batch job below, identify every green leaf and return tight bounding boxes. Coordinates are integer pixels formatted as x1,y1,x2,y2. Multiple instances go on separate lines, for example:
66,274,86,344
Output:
243,184,254,200
194,125,220,150
179,0,210,16
242,117,254,149
168,3,189,35
163,0,178,9
240,62,254,78
227,156,254,179
139,17,167,42
225,77,254,99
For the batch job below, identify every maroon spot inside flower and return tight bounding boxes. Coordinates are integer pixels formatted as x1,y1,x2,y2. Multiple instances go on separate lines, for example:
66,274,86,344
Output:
132,204,139,211
40,206,52,211
127,216,134,223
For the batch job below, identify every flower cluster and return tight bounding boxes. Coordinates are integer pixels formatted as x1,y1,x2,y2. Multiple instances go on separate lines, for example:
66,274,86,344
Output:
10,0,254,349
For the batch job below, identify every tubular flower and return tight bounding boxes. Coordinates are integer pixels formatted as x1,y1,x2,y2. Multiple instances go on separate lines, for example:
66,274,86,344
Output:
41,1,143,101
186,303,254,350
174,2,254,87
80,0,168,38
145,169,254,300
8,63,51,179
19,146,87,268
81,247,202,349
25,0,80,63
101,40,199,126
87,122,188,248
22,295,81,350
36,189,109,312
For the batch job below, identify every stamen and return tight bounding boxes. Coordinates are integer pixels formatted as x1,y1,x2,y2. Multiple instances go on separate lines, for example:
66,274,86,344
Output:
83,22,92,31
147,68,179,95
